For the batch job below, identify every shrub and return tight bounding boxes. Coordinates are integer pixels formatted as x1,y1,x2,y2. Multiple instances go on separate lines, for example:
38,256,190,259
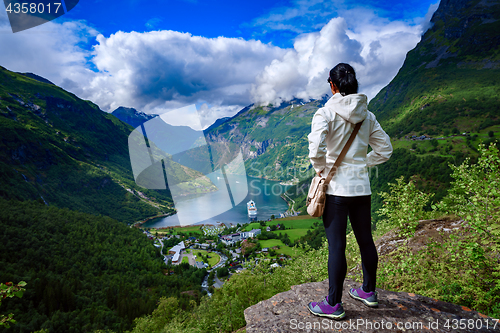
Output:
377,142,500,317
377,176,434,239
436,142,500,246
217,267,229,278
0,281,26,328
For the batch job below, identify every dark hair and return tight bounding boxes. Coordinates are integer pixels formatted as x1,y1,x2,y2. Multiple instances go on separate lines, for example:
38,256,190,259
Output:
328,63,358,96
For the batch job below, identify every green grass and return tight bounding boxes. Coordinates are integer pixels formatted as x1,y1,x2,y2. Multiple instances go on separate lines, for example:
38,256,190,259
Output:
391,127,500,159
181,256,189,264
243,216,317,232
370,64,500,139
277,246,304,256
270,229,309,242
275,245,304,257
258,239,283,248
194,249,220,267
279,217,317,229
161,225,203,235
259,239,305,256
243,222,261,231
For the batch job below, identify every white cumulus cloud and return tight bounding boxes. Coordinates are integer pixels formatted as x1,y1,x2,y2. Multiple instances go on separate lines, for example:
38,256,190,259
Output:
78,30,286,116
250,4,439,105
0,11,98,90
0,1,439,128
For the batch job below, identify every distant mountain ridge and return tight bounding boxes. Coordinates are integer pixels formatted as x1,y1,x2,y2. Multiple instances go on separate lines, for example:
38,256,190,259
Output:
112,97,328,184
204,116,231,133
18,72,54,85
204,96,329,181
111,106,158,128
111,105,235,134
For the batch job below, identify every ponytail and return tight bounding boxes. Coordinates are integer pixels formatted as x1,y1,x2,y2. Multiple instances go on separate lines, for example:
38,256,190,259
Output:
328,63,358,96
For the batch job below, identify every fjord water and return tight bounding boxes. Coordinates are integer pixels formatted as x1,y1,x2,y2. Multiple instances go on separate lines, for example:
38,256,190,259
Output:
142,176,291,228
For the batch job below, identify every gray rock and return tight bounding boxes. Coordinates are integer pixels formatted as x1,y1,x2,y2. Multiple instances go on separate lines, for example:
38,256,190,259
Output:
244,279,498,332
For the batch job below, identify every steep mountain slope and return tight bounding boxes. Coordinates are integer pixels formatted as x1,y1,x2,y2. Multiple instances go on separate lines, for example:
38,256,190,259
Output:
369,0,500,137
0,66,174,223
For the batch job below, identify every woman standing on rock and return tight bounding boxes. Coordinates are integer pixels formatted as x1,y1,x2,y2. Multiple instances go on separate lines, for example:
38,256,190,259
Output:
306,63,393,320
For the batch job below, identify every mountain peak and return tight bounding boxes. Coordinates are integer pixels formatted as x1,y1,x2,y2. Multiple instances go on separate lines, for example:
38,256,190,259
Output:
111,106,158,128
18,72,54,85
417,0,500,67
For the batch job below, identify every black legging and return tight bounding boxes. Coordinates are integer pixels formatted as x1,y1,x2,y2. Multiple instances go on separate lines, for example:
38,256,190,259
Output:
322,194,378,305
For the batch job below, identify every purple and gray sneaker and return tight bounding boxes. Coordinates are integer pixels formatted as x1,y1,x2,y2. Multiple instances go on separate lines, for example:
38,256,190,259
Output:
348,287,378,307
307,296,346,320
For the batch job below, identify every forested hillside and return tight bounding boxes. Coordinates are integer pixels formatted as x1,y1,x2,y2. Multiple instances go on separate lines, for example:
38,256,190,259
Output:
0,66,174,223
0,199,205,332
99,124,500,333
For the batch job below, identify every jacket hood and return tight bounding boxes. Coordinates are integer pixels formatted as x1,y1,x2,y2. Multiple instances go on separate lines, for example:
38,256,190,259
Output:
325,93,368,124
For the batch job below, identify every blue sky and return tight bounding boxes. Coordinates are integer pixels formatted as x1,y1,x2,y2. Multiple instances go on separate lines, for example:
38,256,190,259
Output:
0,0,440,129
62,0,437,47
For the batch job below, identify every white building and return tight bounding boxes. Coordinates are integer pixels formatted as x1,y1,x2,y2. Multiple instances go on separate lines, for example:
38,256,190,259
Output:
220,233,241,245
248,229,261,238
168,241,185,263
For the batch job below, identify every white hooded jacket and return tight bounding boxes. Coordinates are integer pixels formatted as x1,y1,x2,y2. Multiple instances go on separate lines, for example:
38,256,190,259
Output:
308,93,393,196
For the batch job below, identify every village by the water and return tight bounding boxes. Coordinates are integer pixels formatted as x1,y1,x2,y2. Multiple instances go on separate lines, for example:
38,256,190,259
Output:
137,200,307,296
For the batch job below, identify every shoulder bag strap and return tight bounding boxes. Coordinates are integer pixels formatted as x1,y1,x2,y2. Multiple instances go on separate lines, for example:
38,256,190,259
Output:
324,120,363,185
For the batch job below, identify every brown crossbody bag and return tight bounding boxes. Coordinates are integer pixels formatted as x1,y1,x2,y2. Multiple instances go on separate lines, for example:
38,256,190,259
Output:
306,120,363,217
